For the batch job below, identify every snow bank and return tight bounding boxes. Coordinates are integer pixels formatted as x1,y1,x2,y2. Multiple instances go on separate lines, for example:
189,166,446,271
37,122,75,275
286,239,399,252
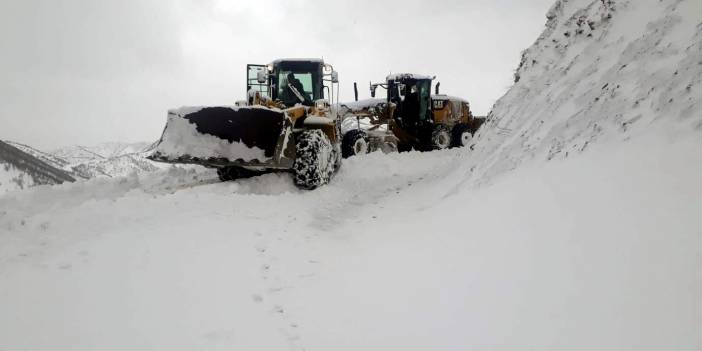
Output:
472,0,702,183
291,132,702,351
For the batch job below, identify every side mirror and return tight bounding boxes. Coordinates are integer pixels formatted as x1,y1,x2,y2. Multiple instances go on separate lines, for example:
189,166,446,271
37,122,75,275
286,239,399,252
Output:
370,84,377,98
331,71,339,83
257,71,267,84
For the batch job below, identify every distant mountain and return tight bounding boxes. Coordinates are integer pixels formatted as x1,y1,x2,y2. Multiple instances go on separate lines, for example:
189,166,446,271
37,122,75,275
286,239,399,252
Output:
0,141,164,191
5,140,72,171
51,141,161,179
0,140,75,194
52,142,152,165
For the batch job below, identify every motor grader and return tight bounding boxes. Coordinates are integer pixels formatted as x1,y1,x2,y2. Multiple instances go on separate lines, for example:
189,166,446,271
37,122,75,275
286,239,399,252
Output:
148,59,342,189
340,73,484,157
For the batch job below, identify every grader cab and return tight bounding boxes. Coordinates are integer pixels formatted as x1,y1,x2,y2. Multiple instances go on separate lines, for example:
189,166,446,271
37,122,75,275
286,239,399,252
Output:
341,73,484,157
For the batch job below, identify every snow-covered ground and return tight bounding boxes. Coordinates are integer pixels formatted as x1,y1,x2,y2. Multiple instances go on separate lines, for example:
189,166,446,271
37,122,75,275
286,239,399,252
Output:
1,0,700,350
0,129,699,350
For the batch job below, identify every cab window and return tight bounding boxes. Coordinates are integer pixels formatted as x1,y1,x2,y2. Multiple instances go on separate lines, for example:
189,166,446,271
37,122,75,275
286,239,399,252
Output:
278,71,314,101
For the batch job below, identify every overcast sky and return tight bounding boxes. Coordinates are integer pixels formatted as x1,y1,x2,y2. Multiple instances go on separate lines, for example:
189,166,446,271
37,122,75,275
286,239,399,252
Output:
1,0,554,150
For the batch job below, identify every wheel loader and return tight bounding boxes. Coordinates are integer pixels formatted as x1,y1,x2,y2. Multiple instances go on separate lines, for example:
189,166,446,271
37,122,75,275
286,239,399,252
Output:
340,73,485,157
148,59,342,189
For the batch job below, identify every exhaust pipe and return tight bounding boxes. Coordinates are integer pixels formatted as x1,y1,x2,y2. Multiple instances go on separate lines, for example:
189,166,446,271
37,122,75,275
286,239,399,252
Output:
354,82,359,101
435,82,441,95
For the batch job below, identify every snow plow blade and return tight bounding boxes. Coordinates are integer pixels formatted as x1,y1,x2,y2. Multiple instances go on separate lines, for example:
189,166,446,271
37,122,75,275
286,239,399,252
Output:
148,106,294,170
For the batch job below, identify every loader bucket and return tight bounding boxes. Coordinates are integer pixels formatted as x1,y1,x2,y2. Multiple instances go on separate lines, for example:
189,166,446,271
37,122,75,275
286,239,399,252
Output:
148,106,293,169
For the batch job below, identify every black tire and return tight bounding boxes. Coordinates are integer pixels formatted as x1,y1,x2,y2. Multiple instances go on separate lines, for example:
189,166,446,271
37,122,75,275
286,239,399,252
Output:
451,123,473,148
430,124,451,150
341,129,370,158
217,166,262,182
293,129,335,190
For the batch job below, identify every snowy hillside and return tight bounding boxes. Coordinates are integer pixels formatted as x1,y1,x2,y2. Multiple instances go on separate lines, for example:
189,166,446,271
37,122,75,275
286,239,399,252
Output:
472,0,702,182
52,141,152,164
0,1,700,350
2,141,163,182
49,141,162,179
0,140,75,194
4,140,71,171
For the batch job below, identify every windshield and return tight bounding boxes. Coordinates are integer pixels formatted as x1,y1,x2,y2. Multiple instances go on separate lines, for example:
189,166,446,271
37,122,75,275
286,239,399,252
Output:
277,69,320,106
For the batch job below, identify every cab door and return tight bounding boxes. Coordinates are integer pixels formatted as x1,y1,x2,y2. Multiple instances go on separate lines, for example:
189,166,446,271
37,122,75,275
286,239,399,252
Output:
417,80,431,122
246,64,269,98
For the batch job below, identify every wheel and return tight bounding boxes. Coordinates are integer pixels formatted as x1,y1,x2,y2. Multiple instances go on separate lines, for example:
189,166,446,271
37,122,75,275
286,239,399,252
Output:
430,124,451,150
217,166,262,182
293,129,335,190
451,123,473,148
341,129,370,158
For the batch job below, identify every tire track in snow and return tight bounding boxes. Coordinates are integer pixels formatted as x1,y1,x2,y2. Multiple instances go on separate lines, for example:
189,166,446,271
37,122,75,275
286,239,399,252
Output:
305,149,470,231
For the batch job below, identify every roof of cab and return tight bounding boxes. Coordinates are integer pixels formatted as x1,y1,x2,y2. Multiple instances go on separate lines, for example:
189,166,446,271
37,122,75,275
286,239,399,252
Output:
386,73,435,81
271,58,325,65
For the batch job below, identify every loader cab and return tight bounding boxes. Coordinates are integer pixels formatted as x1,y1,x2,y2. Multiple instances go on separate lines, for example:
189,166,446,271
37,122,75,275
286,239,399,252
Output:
247,59,337,108
383,74,433,130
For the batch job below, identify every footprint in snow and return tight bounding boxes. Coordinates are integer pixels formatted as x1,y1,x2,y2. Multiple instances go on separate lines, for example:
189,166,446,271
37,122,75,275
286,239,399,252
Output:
254,243,267,254
251,294,263,303
268,286,289,293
